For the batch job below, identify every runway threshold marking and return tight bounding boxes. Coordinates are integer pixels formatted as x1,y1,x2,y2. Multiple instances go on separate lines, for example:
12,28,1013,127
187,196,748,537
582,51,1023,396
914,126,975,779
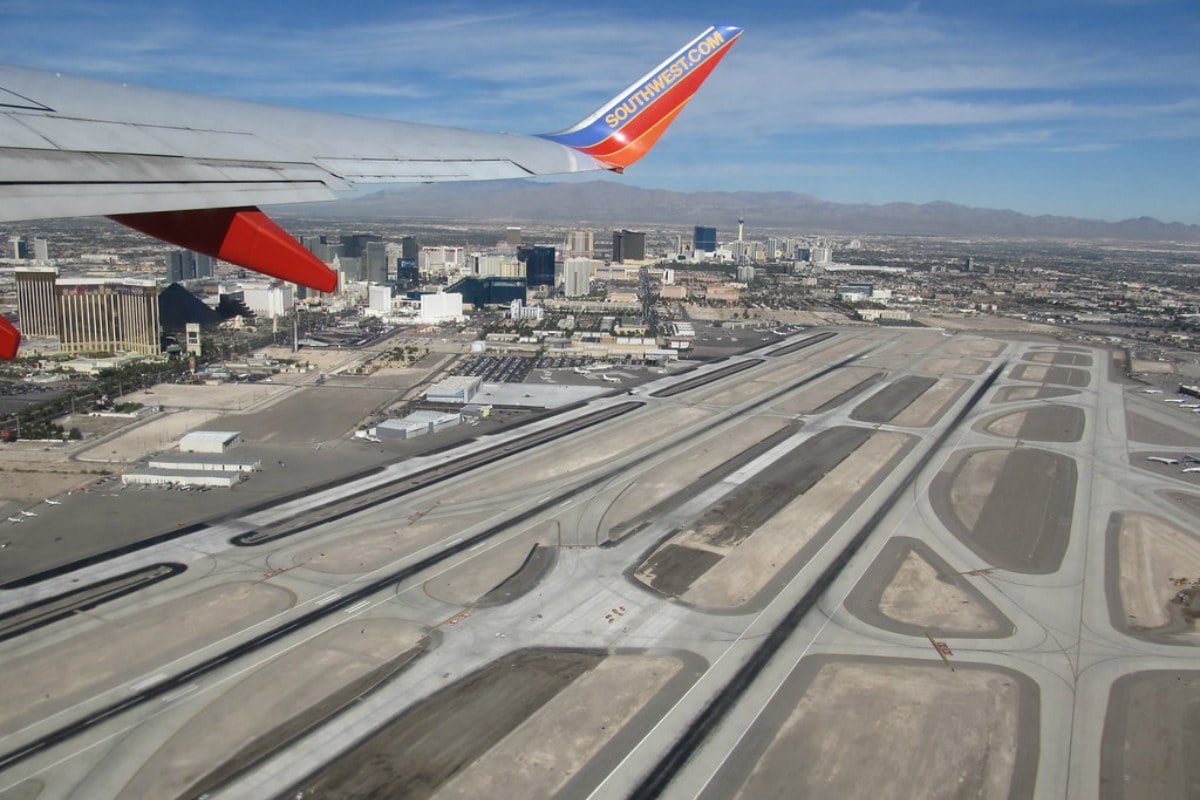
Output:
315,592,342,607
127,672,166,693
159,683,199,704
343,600,371,615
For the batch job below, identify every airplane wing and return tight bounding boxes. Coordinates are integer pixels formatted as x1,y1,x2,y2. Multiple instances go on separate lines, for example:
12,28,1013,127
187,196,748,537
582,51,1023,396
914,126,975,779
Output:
0,25,742,358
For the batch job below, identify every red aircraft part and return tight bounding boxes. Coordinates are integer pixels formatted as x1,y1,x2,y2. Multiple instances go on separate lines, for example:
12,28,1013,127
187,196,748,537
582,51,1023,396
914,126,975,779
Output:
109,207,337,293
0,317,19,360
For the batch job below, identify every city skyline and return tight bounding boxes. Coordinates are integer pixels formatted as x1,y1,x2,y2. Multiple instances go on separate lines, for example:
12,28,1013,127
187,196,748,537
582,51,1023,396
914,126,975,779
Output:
2,1,1198,224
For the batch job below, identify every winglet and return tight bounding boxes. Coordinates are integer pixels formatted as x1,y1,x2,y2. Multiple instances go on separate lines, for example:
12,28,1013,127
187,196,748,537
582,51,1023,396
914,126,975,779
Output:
540,25,742,169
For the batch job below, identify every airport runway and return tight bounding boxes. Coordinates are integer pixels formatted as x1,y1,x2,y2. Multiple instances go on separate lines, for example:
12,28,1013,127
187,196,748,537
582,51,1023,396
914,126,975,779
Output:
0,328,1195,799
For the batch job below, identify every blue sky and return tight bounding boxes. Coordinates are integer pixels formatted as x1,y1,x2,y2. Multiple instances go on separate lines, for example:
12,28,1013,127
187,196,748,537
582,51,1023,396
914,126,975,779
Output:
3,1,1198,223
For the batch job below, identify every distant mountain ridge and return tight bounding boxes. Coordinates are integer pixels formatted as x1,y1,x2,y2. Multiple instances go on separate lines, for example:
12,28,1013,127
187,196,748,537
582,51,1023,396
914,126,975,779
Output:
272,181,1200,242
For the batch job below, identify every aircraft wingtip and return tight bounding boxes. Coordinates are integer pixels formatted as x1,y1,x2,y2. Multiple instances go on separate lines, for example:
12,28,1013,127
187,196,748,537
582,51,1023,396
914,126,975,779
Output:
543,24,742,169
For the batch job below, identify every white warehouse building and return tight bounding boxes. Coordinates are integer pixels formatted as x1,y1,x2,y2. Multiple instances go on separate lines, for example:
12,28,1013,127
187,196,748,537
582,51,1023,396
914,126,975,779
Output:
425,376,482,404
236,282,294,320
419,291,465,323
179,431,241,454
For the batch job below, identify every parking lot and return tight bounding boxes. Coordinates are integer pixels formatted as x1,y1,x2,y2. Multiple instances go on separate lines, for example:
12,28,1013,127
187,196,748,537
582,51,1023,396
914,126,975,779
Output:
452,355,604,383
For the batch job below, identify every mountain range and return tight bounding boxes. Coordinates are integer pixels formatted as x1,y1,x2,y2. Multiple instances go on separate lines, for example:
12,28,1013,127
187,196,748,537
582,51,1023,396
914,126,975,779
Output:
272,180,1200,242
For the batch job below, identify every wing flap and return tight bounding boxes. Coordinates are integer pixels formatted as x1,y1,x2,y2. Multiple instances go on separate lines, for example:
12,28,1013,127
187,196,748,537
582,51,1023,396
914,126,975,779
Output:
1,182,335,221
0,148,340,221
315,157,534,182
12,113,304,162
0,114,53,148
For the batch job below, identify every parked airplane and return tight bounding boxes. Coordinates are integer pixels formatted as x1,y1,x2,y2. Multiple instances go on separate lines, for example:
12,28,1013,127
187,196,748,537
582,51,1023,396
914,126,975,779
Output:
1147,456,1181,465
6,517,22,524
602,375,622,383
19,510,37,517
1163,398,1187,404
43,499,62,505
1140,389,1164,394
0,25,742,359
1182,467,1200,474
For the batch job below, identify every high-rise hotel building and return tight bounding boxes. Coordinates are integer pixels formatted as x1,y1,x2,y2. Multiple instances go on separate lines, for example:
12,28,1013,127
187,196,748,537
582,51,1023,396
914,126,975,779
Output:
15,268,160,355
56,279,160,355
14,267,58,339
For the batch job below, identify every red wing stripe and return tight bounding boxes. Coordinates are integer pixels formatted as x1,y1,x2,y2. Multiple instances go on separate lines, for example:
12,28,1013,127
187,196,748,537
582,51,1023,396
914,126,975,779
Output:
0,317,19,360
577,39,736,162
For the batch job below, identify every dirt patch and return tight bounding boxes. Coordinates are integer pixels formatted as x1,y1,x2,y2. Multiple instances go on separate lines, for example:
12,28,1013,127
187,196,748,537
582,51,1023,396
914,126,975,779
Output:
1126,412,1200,447
921,357,990,376
461,406,712,500
281,649,604,799
889,378,970,428
0,780,42,800
991,386,1079,403
111,618,426,800
946,449,1007,531
424,521,560,607
0,465,110,507
682,432,914,610
1162,491,1200,519
120,382,288,411
284,507,498,574
697,657,1039,800
76,409,223,463
1010,363,1090,387
844,537,1013,637
1108,512,1200,643
600,417,797,544
981,406,1085,442
932,448,1077,573
771,367,882,415
434,654,684,799
478,544,557,606
1023,351,1093,367
1130,358,1177,374
942,337,1005,358
984,410,1027,438
224,385,399,444
851,376,939,423
0,581,295,737
699,359,833,407
1100,670,1200,800
637,544,724,598
0,564,182,641
634,426,873,598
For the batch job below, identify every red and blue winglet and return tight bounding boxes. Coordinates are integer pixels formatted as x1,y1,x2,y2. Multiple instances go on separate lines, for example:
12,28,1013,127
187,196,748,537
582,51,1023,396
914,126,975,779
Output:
541,25,742,170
